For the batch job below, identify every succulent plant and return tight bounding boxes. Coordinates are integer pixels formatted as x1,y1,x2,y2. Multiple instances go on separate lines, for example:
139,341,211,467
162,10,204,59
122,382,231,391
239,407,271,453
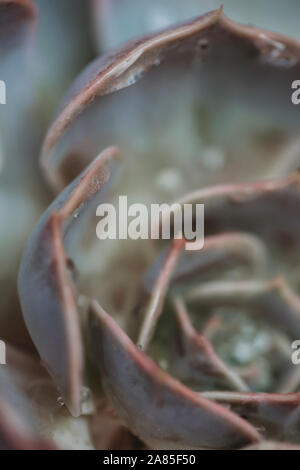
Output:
2,0,300,450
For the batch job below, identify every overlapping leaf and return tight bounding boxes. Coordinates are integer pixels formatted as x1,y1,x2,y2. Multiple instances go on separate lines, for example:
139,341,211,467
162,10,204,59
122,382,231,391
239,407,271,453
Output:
18,147,120,417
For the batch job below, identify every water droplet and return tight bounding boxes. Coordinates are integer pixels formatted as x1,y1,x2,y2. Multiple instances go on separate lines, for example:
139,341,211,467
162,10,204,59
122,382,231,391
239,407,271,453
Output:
125,69,145,88
136,344,142,350
73,210,79,219
126,76,136,86
57,396,65,407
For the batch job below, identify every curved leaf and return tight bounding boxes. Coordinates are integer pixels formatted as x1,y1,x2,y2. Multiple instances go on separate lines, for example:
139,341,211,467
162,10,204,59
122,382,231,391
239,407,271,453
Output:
187,277,300,338
144,231,268,291
89,299,261,449
172,297,249,392
18,146,120,416
136,238,185,351
41,9,300,190
201,390,300,440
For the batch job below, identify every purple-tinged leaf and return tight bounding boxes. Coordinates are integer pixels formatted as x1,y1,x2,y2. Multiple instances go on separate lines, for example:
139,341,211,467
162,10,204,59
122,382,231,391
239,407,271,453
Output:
144,232,268,291
18,146,120,417
40,9,300,191
186,277,300,338
164,172,300,249
172,297,249,392
201,391,300,440
89,300,261,449
136,238,185,351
